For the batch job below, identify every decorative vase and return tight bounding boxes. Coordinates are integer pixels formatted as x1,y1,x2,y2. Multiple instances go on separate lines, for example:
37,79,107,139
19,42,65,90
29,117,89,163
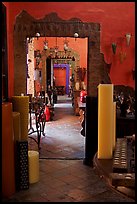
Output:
112,43,117,54
75,81,80,90
81,81,85,90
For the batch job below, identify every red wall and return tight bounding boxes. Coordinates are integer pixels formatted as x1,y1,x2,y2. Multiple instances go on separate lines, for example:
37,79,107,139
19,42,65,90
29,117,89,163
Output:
3,2,135,98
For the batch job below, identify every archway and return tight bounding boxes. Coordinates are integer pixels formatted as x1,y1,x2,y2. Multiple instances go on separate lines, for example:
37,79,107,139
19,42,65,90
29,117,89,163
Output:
14,11,111,165
14,11,111,97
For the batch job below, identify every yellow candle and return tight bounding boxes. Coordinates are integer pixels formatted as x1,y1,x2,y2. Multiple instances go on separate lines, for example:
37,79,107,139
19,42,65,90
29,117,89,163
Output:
28,150,39,184
112,102,116,151
98,84,114,159
12,96,29,140
12,112,21,142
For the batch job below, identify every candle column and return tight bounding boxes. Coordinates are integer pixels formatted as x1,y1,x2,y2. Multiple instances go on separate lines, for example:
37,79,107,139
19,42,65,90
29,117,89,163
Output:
112,102,116,151
11,96,29,140
2,102,15,198
28,150,39,184
98,84,114,159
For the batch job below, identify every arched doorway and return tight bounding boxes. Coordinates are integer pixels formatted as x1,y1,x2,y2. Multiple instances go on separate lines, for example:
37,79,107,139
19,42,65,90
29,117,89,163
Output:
26,36,87,98
14,11,111,165
13,11,108,97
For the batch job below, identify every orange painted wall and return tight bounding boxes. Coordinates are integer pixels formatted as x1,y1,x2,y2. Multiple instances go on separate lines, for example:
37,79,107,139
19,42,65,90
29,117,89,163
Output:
34,37,87,67
54,68,66,87
34,37,87,92
3,2,135,98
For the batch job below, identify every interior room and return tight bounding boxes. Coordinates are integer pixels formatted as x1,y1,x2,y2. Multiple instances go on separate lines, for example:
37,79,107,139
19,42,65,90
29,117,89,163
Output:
2,2,135,202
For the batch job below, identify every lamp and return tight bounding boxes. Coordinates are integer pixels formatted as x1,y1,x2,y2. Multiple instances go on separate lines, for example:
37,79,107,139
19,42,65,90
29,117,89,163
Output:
28,59,32,63
43,38,49,50
64,37,69,52
74,32,79,41
36,32,40,40
27,37,33,44
54,37,59,53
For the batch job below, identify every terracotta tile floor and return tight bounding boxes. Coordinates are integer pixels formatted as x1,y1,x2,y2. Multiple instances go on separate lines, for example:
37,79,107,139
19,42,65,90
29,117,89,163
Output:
2,95,135,202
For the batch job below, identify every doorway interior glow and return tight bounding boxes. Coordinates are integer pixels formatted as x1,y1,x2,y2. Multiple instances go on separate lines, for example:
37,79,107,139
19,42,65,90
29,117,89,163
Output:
27,37,88,97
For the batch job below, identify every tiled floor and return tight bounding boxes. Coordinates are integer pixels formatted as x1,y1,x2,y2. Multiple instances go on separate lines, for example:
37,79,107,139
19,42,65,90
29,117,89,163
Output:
2,95,135,202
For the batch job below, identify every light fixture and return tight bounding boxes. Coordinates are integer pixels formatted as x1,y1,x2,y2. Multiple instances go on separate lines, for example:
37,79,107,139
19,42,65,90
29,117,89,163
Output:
27,37,33,43
28,59,32,63
64,37,69,51
43,38,49,50
48,37,72,59
54,37,59,53
125,33,131,46
36,32,40,40
112,42,117,54
74,33,79,41
74,33,79,38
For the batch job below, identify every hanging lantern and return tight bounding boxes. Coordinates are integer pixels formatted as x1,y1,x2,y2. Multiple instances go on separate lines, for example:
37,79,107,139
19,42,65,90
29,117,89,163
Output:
74,32,79,38
64,37,69,51
64,43,69,51
44,44,48,50
112,43,117,54
35,32,40,40
43,38,48,50
125,33,131,46
74,33,79,41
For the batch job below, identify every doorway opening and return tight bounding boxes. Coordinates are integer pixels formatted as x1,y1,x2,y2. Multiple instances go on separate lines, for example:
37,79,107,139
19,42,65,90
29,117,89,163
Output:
26,36,87,159
26,36,87,101
14,11,102,162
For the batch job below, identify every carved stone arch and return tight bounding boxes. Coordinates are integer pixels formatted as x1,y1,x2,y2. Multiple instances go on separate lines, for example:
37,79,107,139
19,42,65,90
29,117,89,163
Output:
40,47,80,92
14,11,111,96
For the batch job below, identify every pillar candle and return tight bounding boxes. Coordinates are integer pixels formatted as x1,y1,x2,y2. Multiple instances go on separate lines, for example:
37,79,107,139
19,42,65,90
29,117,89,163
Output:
28,150,39,184
2,102,15,198
98,84,114,159
11,96,29,140
112,102,116,151
12,112,21,142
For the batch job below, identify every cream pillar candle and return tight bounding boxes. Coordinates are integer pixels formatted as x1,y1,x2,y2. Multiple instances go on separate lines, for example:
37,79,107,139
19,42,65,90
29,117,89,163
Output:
28,150,39,184
112,102,116,151
12,96,29,140
98,84,114,159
